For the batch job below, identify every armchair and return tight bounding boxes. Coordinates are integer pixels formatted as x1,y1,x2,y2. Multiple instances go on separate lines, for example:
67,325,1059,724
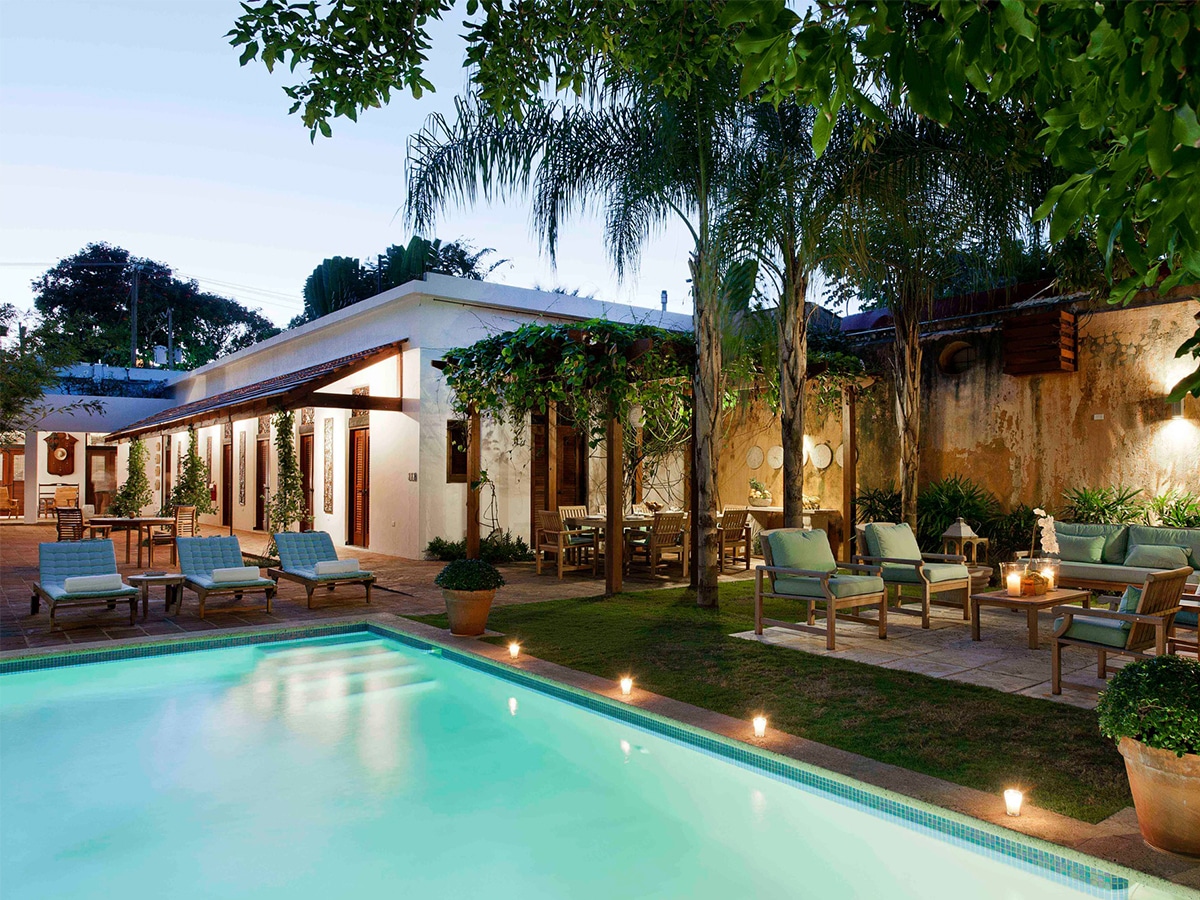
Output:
854,522,970,629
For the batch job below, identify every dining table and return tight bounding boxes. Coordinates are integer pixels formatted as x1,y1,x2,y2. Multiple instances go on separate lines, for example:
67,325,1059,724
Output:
85,516,176,568
562,513,691,574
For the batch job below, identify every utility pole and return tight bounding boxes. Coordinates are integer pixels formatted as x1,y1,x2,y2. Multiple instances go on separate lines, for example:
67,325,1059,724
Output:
129,264,141,367
167,308,174,370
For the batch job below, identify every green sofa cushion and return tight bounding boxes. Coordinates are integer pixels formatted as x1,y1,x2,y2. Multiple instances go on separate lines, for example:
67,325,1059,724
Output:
1117,585,1141,613
883,562,971,584
763,529,837,575
1176,609,1198,628
1057,534,1106,564
1055,523,1128,564
1053,614,1130,648
1056,561,1200,589
1127,525,1200,568
1123,544,1190,570
772,573,885,600
864,523,922,561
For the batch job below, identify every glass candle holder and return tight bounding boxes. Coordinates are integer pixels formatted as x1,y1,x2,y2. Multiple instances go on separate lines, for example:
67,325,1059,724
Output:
1032,558,1059,592
1001,562,1025,597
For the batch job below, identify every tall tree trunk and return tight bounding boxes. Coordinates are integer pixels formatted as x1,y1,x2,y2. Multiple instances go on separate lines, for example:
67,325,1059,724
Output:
892,314,922,529
690,249,722,608
778,265,809,530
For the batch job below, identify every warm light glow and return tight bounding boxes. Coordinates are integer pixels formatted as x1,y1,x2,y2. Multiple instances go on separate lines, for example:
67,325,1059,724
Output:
1040,567,1056,591
508,642,521,659
508,697,518,716
752,715,768,738
1004,788,1023,817
620,676,633,697
1006,571,1022,597
620,739,631,756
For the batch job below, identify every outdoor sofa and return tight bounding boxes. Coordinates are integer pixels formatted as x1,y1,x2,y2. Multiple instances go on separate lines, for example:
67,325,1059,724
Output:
177,536,275,619
269,531,374,608
32,539,138,627
1038,523,1200,594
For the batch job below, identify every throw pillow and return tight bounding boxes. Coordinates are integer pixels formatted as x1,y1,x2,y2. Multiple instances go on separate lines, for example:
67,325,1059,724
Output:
211,565,261,583
63,573,123,593
314,559,360,575
1123,544,1190,570
1056,534,1106,564
1117,585,1142,614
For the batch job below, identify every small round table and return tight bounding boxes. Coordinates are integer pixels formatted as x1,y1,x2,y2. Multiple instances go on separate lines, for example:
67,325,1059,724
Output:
127,573,186,619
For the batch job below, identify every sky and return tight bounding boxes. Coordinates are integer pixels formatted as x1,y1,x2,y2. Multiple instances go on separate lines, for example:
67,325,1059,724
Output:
0,0,698,328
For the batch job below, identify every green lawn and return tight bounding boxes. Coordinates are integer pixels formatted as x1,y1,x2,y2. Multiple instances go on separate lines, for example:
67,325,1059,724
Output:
409,580,1130,823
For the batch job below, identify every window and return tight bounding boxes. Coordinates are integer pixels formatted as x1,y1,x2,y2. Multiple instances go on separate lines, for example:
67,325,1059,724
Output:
446,420,468,483
937,340,977,376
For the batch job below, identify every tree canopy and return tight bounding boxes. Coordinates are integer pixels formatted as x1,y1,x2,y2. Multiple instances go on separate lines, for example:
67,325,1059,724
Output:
33,243,279,368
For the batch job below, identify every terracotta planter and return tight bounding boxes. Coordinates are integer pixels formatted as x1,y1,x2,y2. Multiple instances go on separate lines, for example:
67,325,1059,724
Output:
442,588,496,637
1118,737,1200,857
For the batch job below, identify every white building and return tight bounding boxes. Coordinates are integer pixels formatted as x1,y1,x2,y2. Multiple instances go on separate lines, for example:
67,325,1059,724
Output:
12,276,688,558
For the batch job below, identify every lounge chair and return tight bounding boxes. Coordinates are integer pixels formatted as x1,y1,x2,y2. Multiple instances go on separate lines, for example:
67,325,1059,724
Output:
32,539,138,628
755,528,886,650
177,536,275,619
717,506,752,572
1052,566,1192,694
535,509,597,578
854,522,970,628
269,531,374,608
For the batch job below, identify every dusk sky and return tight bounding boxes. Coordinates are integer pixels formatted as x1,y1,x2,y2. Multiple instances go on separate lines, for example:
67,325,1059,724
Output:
0,0,698,328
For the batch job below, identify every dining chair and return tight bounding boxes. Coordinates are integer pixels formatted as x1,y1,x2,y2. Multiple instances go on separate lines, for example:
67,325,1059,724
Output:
535,509,597,578
717,506,752,572
152,505,197,566
624,511,686,576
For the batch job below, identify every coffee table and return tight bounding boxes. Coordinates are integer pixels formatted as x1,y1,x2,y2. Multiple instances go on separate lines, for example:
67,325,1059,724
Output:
970,587,1093,650
128,573,186,619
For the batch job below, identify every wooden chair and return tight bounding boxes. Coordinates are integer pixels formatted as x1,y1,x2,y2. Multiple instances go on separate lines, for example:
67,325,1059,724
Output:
151,505,197,566
270,531,374,608
624,511,686,576
535,509,597,579
0,486,17,518
854,522,970,628
1052,566,1192,694
53,485,79,508
755,528,887,650
717,506,752,572
55,507,84,541
1168,586,1198,657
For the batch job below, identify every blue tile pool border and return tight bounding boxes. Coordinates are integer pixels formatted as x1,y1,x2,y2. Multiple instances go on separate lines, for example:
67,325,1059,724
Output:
0,620,1141,898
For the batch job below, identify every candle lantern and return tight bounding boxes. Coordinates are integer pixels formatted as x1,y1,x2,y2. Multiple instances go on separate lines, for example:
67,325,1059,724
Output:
941,517,990,564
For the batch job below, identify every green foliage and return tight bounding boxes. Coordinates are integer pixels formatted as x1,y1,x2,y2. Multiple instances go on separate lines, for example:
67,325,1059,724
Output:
168,427,216,518
1061,486,1145,525
109,437,153,517
982,505,1038,567
1098,656,1200,757
1147,490,1200,529
33,243,278,368
855,485,901,525
434,558,506,592
264,410,308,556
916,475,1000,551
443,319,693,448
425,530,533,564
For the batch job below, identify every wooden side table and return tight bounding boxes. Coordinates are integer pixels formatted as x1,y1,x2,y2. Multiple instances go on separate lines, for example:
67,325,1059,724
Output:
128,573,186,620
970,587,1092,650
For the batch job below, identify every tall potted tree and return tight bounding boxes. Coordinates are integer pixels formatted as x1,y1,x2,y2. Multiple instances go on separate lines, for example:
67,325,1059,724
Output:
1097,655,1200,856
169,427,216,524
109,436,153,517
435,559,505,636
263,409,308,557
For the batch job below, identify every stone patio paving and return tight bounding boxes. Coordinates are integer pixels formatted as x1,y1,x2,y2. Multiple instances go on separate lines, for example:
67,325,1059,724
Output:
732,597,1125,709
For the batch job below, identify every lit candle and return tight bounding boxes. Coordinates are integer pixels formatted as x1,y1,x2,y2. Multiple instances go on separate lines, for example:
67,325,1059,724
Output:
753,715,768,738
1004,788,1023,817
1040,567,1055,591
508,641,521,659
1006,571,1022,597
620,676,633,697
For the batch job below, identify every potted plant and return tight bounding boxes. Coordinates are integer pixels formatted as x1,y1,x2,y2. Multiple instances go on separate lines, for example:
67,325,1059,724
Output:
749,478,772,508
435,558,506,636
1097,655,1200,856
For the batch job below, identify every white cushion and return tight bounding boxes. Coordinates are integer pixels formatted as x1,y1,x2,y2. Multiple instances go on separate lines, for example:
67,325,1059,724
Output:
211,566,261,583
314,558,359,575
63,573,123,593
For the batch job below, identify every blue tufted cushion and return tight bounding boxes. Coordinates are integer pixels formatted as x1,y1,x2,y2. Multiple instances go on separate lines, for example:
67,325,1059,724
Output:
38,541,137,599
276,531,337,569
289,566,368,581
177,536,245,577
42,584,138,601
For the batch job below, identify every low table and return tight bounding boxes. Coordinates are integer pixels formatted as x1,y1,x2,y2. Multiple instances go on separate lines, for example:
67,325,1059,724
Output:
970,587,1092,650
127,573,186,619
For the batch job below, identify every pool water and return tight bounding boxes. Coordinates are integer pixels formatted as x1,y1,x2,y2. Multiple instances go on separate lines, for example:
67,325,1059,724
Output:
1,633,1113,898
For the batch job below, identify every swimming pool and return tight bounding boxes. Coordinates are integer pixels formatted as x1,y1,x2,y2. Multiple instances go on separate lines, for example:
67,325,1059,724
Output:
0,624,1150,898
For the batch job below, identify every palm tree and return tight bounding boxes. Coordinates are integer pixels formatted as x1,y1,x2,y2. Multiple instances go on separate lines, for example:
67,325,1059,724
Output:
406,76,747,607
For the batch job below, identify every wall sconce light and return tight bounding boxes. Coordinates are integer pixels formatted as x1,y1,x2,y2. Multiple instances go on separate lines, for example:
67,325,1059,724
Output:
1004,788,1024,817
1169,398,1185,419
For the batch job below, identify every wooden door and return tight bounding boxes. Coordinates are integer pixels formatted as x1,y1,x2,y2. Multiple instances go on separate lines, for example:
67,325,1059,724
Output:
348,427,369,547
85,446,117,514
221,442,233,527
557,428,586,508
1,447,24,516
255,439,269,531
299,433,314,532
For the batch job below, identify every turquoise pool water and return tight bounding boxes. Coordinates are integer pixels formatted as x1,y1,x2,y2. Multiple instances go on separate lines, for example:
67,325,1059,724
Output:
1,632,1120,898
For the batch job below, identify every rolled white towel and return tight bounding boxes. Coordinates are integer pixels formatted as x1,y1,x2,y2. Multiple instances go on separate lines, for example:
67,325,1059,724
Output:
211,566,261,583
63,573,123,593
314,558,360,576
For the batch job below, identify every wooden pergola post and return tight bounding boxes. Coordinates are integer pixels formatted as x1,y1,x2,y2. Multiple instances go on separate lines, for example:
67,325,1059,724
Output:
841,386,857,561
466,404,481,559
547,400,559,510
605,412,623,595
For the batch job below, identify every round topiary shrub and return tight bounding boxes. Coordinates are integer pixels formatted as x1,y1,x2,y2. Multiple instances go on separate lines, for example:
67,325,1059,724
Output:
1097,655,1200,757
434,558,506,592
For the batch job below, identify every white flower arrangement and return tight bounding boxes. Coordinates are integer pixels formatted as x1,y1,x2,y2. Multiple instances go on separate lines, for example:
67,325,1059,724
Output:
1032,508,1059,558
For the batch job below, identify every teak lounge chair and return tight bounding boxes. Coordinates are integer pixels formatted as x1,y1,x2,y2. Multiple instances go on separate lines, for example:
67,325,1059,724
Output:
755,528,886,650
269,531,374,608
1051,566,1192,694
177,536,275,619
854,522,971,628
32,539,138,627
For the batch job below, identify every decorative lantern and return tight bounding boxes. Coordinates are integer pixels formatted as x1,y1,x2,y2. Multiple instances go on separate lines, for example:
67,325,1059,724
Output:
941,517,990,564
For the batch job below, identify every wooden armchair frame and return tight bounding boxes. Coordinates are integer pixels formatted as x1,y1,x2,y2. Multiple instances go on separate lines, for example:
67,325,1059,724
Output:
535,509,597,579
852,550,971,628
754,562,887,651
717,506,752,572
624,511,686,577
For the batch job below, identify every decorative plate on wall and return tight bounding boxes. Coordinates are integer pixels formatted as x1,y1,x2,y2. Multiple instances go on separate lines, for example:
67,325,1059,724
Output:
766,445,784,470
811,442,833,470
835,443,844,468
745,446,764,470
